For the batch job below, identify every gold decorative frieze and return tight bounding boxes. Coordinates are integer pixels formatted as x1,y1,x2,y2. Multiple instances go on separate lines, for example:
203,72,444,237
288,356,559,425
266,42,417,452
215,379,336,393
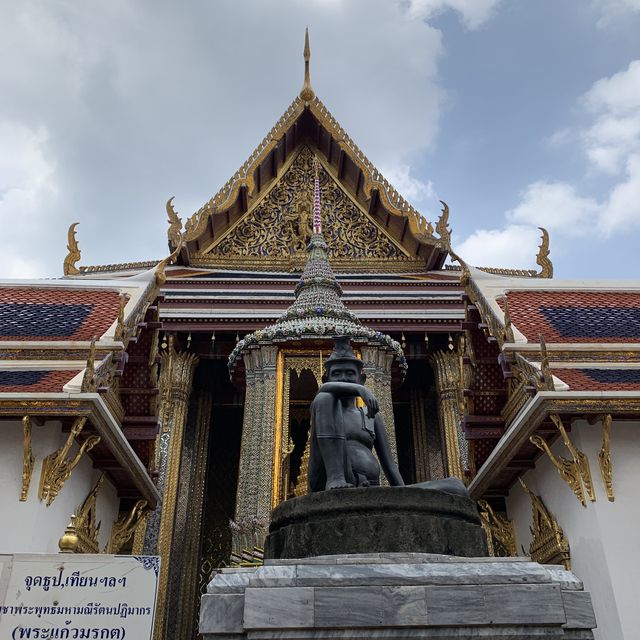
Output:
39,417,101,506
106,499,149,554
75,474,105,554
478,500,517,557
519,478,570,569
598,414,615,502
20,416,35,501
201,147,409,265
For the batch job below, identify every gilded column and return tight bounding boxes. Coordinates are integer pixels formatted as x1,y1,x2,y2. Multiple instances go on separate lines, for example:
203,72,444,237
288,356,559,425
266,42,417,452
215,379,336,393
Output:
168,390,212,640
430,350,465,480
361,347,398,465
149,342,198,640
232,345,278,552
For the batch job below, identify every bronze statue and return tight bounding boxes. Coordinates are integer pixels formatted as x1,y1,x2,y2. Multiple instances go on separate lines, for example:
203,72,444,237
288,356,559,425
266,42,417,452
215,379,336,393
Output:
308,337,404,491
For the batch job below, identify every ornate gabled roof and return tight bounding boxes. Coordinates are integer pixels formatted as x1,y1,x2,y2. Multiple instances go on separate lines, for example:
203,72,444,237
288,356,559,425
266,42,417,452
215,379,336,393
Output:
166,33,450,273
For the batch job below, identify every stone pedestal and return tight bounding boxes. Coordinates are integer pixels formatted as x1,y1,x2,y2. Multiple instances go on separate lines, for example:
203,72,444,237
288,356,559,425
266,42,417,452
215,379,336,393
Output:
199,553,597,639
265,487,487,559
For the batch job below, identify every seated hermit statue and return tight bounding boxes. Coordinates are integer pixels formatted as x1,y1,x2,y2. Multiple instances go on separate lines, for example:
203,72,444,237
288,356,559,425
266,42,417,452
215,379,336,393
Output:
308,337,405,491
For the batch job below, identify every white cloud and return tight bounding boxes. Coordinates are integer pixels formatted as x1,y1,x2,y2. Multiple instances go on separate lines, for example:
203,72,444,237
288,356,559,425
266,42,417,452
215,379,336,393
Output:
506,181,600,235
455,226,540,269
408,0,502,29
602,153,640,232
380,164,435,206
593,0,640,26
0,0,462,276
0,122,57,277
581,60,640,173
457,58,640,268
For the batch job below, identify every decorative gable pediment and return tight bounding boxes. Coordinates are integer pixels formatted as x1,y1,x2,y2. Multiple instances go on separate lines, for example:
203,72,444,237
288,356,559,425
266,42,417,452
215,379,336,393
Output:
195,147,419,271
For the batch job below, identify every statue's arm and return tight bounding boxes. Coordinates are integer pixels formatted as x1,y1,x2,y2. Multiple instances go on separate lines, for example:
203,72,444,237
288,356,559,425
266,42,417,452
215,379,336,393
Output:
374,414,404,486
318,382,378,417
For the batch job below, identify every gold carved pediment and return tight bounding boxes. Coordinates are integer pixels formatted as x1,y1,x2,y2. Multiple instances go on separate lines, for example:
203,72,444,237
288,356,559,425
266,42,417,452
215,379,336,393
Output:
195,146,414,270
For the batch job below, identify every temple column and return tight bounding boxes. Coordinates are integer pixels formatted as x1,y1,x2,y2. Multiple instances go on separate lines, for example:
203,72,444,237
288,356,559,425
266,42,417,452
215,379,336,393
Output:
232,345,278,552
146,341,198,640
430,350,466,480
166,389,212,640
361,347,398,463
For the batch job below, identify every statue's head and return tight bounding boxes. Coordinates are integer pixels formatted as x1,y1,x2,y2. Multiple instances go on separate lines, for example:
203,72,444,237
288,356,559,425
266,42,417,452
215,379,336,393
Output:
323,337,365,384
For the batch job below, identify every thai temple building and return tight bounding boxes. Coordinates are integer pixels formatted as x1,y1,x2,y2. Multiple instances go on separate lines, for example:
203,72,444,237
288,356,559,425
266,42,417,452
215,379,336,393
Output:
1,32,638,640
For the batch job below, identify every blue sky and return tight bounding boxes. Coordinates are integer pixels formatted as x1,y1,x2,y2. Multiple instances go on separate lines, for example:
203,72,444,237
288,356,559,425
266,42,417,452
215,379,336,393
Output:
1,0,639,279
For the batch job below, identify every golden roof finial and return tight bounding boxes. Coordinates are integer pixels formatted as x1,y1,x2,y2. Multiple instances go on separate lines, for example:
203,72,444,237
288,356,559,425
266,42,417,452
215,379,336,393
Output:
166,197,183,249
536,227,553,278
63,222,81,276
300,27,315,102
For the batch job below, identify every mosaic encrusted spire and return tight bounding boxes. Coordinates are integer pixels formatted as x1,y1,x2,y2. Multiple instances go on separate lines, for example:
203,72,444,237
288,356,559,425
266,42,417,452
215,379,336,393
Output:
313,157,321,234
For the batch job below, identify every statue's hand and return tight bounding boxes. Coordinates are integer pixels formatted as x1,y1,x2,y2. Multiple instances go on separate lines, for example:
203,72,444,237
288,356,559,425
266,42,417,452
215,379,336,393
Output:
360,387,379,418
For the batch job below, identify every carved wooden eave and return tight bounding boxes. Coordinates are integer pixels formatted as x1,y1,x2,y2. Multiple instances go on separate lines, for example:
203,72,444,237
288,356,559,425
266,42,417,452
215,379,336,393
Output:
173,96,449,272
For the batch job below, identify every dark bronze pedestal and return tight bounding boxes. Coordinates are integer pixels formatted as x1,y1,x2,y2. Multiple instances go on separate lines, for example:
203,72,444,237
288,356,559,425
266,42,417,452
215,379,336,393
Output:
265,486,488,559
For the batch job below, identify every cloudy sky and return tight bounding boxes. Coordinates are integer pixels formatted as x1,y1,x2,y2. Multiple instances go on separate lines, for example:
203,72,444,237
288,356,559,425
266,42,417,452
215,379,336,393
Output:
1,0,640,279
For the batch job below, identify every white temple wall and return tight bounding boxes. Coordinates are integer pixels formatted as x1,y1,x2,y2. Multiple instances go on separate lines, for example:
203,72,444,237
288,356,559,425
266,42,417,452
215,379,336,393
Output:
506,418,640,640
0,418,120,554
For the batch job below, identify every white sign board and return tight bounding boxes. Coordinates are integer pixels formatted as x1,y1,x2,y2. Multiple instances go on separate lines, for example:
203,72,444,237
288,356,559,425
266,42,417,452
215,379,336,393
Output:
0,554,159,640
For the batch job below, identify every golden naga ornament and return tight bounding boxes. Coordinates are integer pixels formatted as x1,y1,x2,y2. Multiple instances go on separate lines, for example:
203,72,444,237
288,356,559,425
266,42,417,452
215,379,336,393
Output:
155,242,182,287
166,196,183,248
519,478,571,570
63,222,82,276
539,334,555,391
550,413,595,502
478,500,517,557
598,414,615,501
74,474,105,553
106,499,149,554
81,337,98,392
20,415,35,501
530,433,586,506
501,296,515,344
435,200,452,247
39,417,101,506
114,293,127,342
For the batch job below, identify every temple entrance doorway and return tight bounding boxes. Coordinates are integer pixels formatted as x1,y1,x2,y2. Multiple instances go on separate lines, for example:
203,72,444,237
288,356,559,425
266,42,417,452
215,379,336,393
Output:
393,336,448,485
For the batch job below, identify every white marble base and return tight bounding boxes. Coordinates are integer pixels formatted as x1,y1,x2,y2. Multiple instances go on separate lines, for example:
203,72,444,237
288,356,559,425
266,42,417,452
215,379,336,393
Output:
199,554,596,639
